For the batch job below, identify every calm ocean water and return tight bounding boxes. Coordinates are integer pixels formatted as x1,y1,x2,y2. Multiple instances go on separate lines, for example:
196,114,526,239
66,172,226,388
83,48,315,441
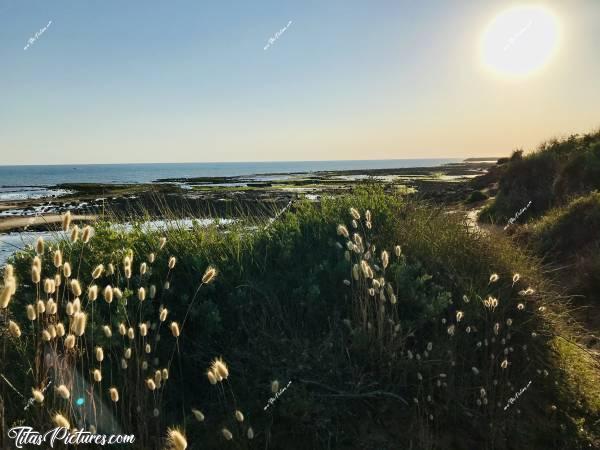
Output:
0,160,460,187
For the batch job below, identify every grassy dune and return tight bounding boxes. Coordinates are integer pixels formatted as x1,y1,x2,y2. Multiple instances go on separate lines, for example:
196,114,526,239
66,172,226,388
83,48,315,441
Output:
480,130,600,224
0,186,598,449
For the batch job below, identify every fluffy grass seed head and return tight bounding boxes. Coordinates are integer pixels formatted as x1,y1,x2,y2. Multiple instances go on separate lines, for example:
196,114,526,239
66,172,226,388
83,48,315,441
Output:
381,250,389,269
72,312,87,336
96,346,104,362
207,370,217,385
146,378,156,391
202,266,217,284
47,300,57,316
192,409,205,422
211,357,229,380
168,256,176,270
165,428,187,450
103,285,113,303
43,278,55,294
56,384,70,399
109,387,119,402
160,307,168,322
159,237,167,250
489,273,499,283
53,250,63,268
63,262,72,278
235,410,244,422
138,287,146,301
88,284,98,301
64,334,76,349
337,224,349,238
82,225,92,243
170,321,180,338
519,287,535,296
221,428,233,441
70,225,79,243
31,266,40,284
53,413,70,429
35,237,44,255
70,279,82,297
349,207,360,220
61,211,72,231
92,264,104,280
8,320,21,338
3,263,13,281
32,388,44,403
0,285,12,309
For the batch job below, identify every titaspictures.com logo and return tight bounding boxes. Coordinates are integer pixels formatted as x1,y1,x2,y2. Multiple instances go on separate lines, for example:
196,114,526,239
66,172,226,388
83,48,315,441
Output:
7,426,135,448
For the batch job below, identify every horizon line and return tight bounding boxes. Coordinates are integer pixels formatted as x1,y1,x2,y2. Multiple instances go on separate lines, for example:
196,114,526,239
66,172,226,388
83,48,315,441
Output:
0,156,505,168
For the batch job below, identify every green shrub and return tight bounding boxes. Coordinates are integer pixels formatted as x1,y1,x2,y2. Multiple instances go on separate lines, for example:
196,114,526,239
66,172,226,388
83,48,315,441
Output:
465,190,488,203
480,130,600,223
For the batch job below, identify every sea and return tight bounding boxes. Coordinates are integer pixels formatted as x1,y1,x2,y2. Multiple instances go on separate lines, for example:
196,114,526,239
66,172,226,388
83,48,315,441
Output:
0,159,459,192
0,159,460,264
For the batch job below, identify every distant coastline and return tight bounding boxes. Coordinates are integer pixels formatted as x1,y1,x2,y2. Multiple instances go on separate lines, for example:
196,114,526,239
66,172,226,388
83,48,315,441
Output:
0,159,466,187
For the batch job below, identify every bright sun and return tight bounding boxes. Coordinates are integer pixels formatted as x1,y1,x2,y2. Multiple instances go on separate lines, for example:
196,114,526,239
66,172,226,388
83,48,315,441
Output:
480,5,560,78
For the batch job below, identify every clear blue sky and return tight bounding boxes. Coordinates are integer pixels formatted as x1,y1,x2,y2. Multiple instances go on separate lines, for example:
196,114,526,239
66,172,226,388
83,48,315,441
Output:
1,0,599,164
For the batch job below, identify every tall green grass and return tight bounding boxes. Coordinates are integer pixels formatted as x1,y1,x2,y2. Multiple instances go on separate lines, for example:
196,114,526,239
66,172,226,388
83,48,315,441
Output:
1,186,598,449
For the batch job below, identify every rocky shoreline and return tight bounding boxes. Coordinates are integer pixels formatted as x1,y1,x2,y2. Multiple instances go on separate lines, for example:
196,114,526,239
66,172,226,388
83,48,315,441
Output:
0,160,496,233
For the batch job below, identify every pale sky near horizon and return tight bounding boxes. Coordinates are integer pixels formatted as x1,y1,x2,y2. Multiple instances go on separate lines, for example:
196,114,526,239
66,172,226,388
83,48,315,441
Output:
0,0,599,165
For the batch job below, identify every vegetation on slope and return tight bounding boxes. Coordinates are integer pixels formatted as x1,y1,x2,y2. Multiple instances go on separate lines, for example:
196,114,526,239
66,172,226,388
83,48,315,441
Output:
517,191,600,304
480,130,600,224
0,187,598,449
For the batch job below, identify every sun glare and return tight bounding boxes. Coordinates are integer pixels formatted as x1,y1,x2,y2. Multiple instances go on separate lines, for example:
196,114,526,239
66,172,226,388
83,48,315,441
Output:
480,5,560,78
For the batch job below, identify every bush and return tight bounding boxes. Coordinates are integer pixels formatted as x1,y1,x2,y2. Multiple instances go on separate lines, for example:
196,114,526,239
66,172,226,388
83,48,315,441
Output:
465,190,488,204
525,192,600,258
480,130,600,223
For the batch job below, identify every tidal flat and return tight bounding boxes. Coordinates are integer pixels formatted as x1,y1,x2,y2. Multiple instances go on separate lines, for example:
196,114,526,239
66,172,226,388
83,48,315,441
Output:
0,159,493,234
